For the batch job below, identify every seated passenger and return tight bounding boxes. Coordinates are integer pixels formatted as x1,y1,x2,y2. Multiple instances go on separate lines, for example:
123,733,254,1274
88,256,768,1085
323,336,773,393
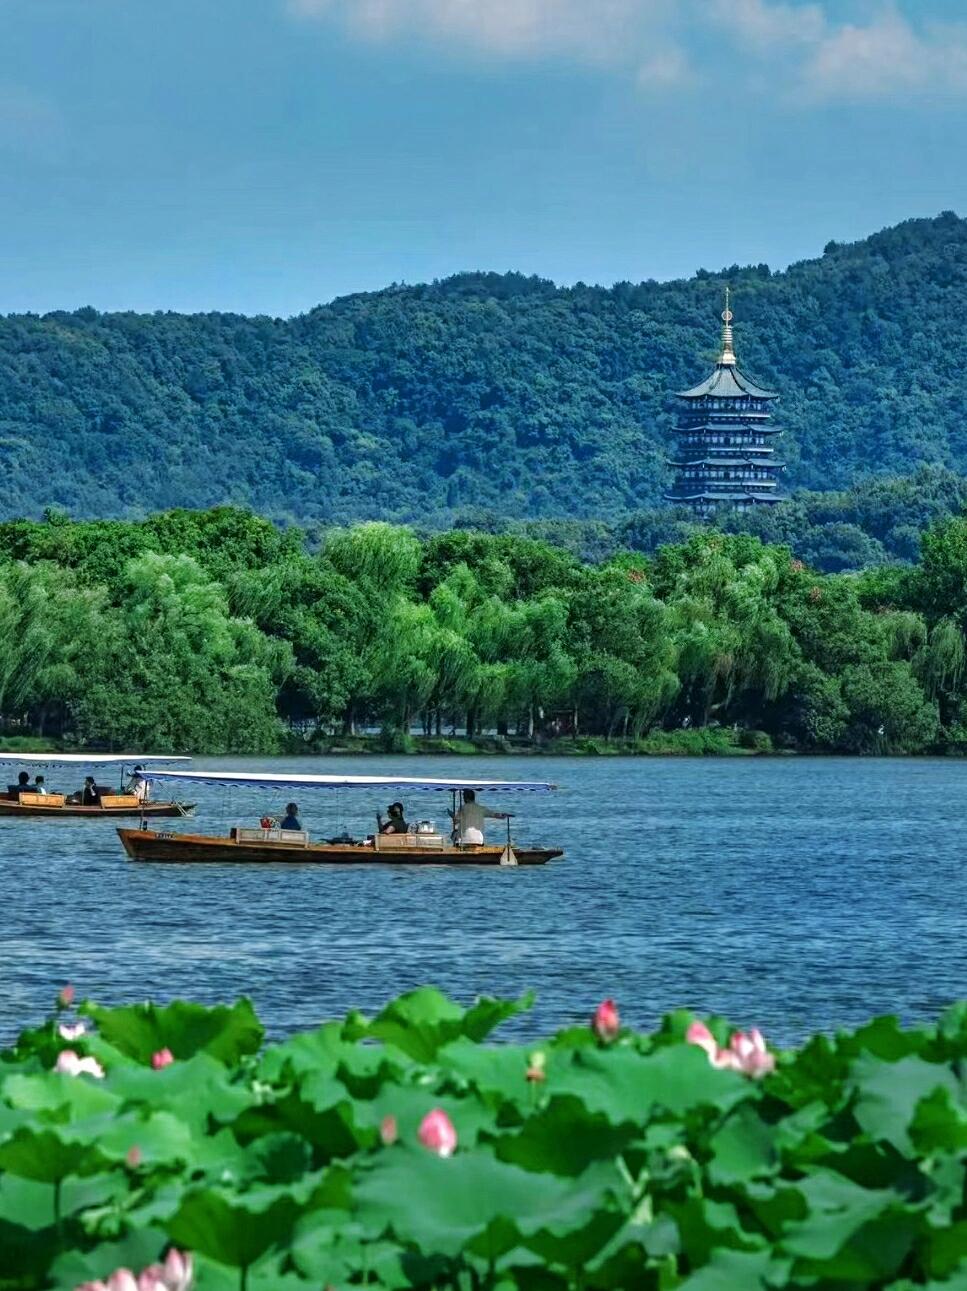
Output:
126,765,150,803
8,771,32,798
81,776,100,807
33,775,48,796
378,801,408,834
280,802,302,831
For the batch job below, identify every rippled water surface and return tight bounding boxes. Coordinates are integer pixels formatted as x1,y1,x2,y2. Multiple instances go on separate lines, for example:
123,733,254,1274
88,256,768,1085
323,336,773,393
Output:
1,755,964,1045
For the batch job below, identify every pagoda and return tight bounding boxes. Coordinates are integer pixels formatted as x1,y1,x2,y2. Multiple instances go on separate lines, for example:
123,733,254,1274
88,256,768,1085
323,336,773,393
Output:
664,289,783,515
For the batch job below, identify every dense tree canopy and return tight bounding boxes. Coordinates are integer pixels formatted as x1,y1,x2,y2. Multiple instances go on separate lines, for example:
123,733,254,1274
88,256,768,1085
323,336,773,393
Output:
1,213,966,525
2,505,967,756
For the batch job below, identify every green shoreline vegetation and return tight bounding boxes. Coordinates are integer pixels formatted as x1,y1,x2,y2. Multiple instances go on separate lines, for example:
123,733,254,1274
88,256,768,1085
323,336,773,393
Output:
2,505,967,758
2,987,965,1289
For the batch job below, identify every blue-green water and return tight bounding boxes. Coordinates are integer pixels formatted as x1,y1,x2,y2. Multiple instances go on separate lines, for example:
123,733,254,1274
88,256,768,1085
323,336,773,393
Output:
1,756,964,1044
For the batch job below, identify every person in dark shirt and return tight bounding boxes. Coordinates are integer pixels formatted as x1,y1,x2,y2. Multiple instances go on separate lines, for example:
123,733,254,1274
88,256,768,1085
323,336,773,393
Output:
280,802,302,830
378,802,408,834
81,776,100,807
8,771,32,798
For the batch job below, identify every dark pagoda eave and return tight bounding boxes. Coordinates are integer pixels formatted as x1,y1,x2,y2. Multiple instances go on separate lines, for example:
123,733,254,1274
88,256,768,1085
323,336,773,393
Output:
663,491,784,503
675,422,781,434
668,459,784,470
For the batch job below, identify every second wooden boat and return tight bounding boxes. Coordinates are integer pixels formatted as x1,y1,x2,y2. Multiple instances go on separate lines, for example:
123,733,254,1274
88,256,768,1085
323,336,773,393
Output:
0,754,195,819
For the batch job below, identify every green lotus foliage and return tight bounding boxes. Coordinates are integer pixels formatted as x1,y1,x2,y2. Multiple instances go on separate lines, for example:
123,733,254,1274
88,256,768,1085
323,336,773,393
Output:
0,991,964,1289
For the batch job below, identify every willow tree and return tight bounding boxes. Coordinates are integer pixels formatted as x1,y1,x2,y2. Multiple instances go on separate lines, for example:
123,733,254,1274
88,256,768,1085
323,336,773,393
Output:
0,562,108,735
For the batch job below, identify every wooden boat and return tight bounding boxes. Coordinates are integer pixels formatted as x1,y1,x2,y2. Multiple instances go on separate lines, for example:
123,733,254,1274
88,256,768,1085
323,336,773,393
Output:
0,754,194,820
0,793,194,819
119,826,562,865
120,769,564,867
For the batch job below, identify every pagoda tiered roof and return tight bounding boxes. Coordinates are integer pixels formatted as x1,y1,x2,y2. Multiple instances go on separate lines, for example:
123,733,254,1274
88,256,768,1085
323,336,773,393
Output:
677,363,777,400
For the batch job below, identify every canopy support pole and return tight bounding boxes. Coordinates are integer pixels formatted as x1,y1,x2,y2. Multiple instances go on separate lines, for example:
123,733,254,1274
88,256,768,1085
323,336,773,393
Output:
500,813,518,867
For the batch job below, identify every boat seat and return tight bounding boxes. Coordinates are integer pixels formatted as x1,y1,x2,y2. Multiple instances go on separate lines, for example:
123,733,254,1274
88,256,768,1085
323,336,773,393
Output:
100,793,139,808
18,792,66,806
234,826,310,846
375,832,445,850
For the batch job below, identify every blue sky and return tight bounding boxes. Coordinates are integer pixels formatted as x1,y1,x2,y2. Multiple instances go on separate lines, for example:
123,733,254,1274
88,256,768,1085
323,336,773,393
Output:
0,0,965,316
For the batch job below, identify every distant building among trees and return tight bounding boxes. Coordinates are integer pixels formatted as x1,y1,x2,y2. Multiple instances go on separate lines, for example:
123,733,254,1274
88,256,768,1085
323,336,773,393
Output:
664,290,784,515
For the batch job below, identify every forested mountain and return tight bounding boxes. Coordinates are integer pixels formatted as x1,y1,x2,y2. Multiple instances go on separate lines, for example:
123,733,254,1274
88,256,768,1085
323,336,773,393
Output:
1,211,965,525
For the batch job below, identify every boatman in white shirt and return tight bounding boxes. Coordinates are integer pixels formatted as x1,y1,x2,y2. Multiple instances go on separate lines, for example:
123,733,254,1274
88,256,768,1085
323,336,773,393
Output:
450,788,510,845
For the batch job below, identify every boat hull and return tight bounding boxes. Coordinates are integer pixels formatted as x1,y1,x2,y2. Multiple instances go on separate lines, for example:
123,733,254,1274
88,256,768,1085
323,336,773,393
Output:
118,828,563,866
0,801,194,819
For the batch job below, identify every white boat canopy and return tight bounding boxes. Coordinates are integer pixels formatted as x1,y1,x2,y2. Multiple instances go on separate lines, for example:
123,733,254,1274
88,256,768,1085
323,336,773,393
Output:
0,754,192,766
139,769,556,793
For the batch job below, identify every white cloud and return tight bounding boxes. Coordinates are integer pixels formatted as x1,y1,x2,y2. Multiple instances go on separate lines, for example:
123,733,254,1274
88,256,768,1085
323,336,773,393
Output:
801,11,967,100
637,45,691,90
706,0,824,51
289,0,967,102
289,0,693,89
289,0,669,63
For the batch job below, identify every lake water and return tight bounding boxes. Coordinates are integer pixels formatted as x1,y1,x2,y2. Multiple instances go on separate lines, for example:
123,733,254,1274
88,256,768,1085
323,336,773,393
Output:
0,755,964,1047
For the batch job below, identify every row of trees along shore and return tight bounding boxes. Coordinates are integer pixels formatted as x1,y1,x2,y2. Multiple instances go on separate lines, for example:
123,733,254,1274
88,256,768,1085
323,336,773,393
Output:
2,506,967,756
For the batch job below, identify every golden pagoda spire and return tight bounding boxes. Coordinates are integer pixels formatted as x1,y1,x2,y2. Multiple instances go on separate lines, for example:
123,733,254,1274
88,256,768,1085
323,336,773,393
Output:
718,284,736,366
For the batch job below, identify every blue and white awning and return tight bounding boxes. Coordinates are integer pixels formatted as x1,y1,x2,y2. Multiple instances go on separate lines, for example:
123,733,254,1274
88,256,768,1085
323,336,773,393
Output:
0,753,192,767
139,769,556,793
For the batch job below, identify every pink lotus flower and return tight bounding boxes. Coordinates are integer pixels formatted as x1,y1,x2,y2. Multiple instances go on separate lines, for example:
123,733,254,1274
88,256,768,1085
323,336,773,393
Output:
55,1049,104,1079
592,998,620,1043
728,1029,775,1078
58,1021,87,1041
73,1249,193,1291
151,1048,175,1070
58,984,75,1009
418,1108,457,1158
686,1020,775,1078
379,1114,398,1146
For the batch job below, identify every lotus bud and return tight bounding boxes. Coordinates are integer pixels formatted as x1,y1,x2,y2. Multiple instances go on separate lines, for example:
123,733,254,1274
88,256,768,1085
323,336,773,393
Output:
418,1108,457,1158
151,1048,175,1070
525,1050,546,1082
161,1249,193,1291
126,1145,142,1168
58,984,75,1010
592,998,620,1043
379,1114,398,1146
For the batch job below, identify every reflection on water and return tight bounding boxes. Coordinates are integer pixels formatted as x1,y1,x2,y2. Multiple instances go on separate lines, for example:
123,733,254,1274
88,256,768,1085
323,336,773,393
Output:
0,755,964,1045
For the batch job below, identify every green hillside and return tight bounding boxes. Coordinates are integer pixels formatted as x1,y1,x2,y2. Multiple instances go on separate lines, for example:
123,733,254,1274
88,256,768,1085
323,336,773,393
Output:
2,211,965,524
